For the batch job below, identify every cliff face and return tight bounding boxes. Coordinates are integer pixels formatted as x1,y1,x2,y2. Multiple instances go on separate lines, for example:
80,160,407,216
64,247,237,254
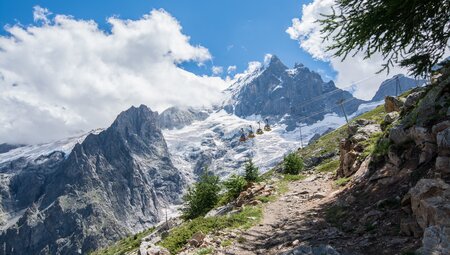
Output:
0,105,185,255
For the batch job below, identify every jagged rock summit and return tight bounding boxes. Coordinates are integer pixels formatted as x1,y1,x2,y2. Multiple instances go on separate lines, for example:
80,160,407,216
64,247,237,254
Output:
223,55,364,129
0,105,185,255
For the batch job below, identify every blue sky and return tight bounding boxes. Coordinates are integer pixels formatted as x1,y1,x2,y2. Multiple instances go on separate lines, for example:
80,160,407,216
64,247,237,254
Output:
0,0,336,79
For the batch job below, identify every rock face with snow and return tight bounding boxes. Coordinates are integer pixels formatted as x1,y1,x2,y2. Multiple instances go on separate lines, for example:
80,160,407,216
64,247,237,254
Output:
371,74,425,101
223,55,364,129
159,107,209,130
0,105,184,255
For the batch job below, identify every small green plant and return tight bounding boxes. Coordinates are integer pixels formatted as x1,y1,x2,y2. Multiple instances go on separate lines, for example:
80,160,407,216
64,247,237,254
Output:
255,195,275,203
283,174,306,181
244,159,260,182
222,174,248,203
196,247,214,255
220,239,233,247
335,177,350,186
283,152,304,174
181,170,221,220
316,159,340,173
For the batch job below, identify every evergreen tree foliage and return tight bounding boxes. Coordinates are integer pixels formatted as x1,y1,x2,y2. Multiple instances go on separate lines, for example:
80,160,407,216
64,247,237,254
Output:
283,152,304,175
181,170,221,220
320,0,450,76
244,159,260,182
223,174,248,202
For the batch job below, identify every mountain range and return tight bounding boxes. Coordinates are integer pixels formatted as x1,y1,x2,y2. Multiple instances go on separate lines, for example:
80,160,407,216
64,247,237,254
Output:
0,55,426,254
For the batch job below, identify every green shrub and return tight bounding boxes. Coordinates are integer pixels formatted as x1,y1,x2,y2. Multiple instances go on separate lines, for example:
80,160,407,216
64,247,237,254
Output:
181,171,221,220
244,159,260,182
222,174,247,203
283,153,304,174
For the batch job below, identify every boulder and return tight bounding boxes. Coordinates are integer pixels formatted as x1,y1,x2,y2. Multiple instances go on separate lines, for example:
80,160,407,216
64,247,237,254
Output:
436,127,450,156
188,232,205,247
400,218,423,238
384,112,399,124
435,156,450,174
411,126,434,144
281,244,340,255
418,226,450,255
419,143,437,164
409,179,450,230
205,203,233,218
385,96,404,112
404,91,426,109
389,125,410,145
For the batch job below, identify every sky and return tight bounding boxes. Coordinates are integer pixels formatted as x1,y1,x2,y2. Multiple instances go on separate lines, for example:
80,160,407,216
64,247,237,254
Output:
0,0,416,144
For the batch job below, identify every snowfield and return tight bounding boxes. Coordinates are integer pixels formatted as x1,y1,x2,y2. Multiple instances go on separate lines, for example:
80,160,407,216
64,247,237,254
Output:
163,100,382,183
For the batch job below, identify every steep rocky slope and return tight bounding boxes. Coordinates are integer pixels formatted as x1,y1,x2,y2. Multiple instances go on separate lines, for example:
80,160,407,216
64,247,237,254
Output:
0,105,185,255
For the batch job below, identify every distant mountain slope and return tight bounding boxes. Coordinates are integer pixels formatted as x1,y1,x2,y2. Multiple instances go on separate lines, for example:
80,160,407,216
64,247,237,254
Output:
0,105,185,255
159,107,209,130
371,74,426,101
223,55,365,129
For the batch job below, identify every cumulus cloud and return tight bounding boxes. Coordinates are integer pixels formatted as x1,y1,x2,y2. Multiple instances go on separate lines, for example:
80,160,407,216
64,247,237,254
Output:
227,65,237,74
212,66,223,76
0,7,228,144
286,0,408,100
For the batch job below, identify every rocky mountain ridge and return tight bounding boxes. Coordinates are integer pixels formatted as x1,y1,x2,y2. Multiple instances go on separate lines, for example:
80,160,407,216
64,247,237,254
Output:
0,105,185,255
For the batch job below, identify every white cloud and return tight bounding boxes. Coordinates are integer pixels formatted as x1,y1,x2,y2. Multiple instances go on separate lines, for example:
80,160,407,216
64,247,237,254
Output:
212,66,223,76
227,65,237,74
286,0,407,100
33,6,52,24
0,8,228,144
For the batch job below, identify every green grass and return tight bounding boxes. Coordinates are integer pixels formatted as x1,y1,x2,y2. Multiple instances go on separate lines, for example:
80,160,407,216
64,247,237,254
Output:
282,174,306,181
276,180,289,194
335,177,351,187
255,195,276,203
196,247,214,255
316,159,340,173
159,206,262,254
352,105,386,124
90,227,155,255
220,239,233,247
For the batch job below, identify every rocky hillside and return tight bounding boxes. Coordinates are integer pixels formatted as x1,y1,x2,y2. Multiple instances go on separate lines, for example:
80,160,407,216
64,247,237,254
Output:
223,55,365,129
0,105,185,255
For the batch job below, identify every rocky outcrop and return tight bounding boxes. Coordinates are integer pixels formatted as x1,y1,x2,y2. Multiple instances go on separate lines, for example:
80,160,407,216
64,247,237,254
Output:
402,179,450,255
159,107,209,130
0,105,185,255
337,120,381,178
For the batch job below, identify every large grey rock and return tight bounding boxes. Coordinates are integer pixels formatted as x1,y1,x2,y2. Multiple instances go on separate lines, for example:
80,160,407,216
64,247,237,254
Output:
389,125,410,144
0,105,185,255
282,244,340,255
385,96,404,113
409,179,450,230
404,90,426,109
418,226,450,255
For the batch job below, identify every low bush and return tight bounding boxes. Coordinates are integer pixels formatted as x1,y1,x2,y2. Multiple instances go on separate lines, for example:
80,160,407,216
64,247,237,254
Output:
222,174,247,203
283,153,304,174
